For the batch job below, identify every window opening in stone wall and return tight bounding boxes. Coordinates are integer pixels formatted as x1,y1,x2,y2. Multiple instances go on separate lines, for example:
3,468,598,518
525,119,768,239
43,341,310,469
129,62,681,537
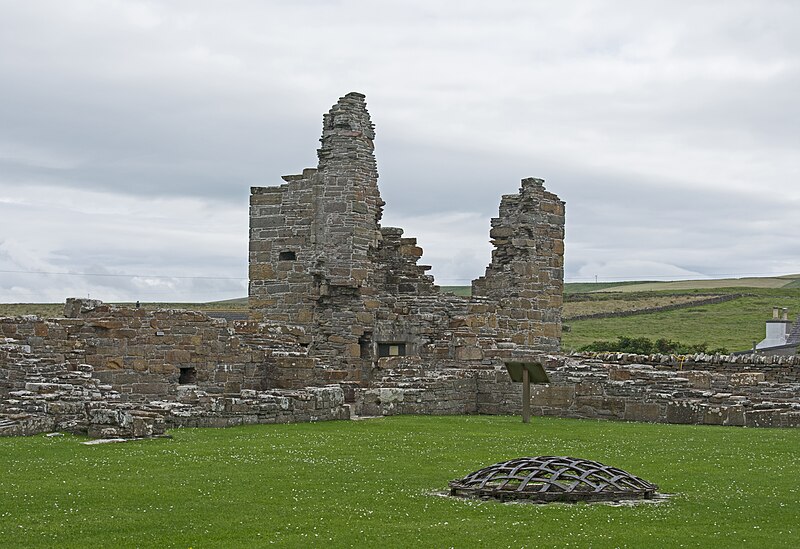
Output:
359,333,373,359
377,343,406,357
279,251,297,261
179,367,197,385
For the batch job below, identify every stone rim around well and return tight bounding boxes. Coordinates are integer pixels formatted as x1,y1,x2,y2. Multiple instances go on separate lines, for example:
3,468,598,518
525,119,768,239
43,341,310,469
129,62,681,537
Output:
448,456,659,503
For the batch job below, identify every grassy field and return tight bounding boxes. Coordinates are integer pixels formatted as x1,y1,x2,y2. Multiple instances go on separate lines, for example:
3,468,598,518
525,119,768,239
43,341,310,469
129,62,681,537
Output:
0,416,798,548
0,416,800,547
564,281,657,294
562,289,800,352
440,286,472,296
562,293,727,320
594,274,800,293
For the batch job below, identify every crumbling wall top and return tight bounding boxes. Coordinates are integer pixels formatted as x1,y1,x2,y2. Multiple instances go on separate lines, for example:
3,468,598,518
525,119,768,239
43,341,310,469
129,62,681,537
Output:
317,92,376,169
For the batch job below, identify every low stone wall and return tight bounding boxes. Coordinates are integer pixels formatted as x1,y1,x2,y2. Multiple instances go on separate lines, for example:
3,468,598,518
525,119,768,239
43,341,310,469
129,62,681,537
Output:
357,354,800,427
90,385,348,437
356,372,478,416
4,303,800,433
531,357,800,427
0,339,349,437
584,352,800,381
352,357,539,417
1,301,317,402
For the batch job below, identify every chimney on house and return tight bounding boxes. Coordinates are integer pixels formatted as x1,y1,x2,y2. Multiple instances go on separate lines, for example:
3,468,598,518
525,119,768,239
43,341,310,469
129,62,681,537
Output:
757,307,792,350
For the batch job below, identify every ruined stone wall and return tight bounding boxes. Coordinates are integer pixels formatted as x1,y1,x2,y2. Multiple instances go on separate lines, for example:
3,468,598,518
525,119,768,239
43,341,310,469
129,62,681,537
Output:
353,354,800,427
530,356,800,427
248,93,566,388
249,179,317,326
249,93,387,381
4,301,799,432
0,302,349,437
472,178,565,351
0,351,347,438
3,92,573,435
0,300,312,401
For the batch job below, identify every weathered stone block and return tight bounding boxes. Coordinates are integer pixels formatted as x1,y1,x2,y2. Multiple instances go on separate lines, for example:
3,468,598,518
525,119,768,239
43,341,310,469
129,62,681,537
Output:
455,346,484,361
165,350,192,364
149,364,178,375
731,372,765,387
700,405,725,425
609,367,632,381
686,371,712,389
531,385,575,408
666,401,700,424
104,357,124,371
745,409,783,428
623,402,661,423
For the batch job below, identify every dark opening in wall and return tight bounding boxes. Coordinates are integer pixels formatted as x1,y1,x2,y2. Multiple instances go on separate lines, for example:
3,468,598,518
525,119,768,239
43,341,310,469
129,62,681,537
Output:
279,251,297,261
377,343,406,358
359,332,373,359
179,367,197,385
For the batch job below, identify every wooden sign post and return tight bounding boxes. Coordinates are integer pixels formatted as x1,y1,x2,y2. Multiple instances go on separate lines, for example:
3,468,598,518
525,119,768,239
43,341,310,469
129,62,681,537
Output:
504,361,550,424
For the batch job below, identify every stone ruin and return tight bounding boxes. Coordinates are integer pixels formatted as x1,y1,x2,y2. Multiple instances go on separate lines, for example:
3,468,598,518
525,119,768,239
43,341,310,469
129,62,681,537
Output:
248,92,565,386
1,92,799,437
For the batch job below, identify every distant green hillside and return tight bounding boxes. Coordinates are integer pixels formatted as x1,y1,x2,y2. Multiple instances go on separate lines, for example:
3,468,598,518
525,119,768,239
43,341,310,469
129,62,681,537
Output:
564,281,656,294
562,287,800,353
440,286,471,296
441,282,656,296
209,297,249,305
595,274,800,293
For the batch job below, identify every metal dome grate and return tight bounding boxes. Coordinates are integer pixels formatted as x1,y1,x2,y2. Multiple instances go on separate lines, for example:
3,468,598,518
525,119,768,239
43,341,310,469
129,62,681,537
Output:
449,456,658,503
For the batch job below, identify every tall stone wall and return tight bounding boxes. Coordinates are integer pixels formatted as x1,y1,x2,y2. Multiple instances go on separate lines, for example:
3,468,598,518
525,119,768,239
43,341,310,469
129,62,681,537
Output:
249,93,387,380
472,178,565,350
248,93,566,387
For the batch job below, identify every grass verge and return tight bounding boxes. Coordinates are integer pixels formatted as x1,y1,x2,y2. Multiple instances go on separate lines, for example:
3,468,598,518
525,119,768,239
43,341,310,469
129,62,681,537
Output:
1,416,798,548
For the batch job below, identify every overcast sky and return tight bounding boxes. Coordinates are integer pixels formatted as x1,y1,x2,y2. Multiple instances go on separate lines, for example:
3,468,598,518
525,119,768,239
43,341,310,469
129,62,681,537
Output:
1,0,798,303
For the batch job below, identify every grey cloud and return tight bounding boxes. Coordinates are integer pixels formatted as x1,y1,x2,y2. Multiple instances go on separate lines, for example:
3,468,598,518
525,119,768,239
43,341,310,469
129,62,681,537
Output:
1,0,799,302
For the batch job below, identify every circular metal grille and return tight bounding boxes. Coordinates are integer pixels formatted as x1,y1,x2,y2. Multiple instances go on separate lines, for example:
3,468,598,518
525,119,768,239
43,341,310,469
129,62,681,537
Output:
449,456,658,503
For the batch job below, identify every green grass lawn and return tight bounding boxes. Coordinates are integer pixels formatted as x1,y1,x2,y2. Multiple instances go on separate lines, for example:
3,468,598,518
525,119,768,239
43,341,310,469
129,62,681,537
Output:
563,290,800,352
1,416,798,548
